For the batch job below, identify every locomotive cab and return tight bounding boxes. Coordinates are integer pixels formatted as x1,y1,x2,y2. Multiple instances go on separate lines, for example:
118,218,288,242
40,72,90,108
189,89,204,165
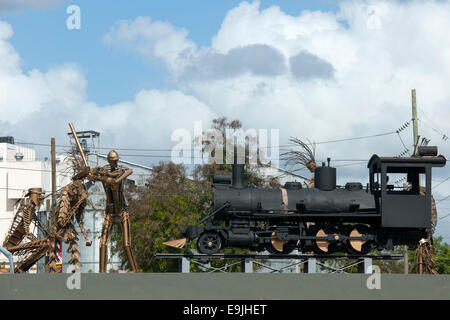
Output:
367,147,446,229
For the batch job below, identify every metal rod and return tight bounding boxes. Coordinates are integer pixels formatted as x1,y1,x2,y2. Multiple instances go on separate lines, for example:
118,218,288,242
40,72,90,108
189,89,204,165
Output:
68,122,89,168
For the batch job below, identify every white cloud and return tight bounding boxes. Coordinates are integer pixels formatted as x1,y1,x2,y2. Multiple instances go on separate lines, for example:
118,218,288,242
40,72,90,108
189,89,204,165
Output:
103,16,197,74
0,19,215,155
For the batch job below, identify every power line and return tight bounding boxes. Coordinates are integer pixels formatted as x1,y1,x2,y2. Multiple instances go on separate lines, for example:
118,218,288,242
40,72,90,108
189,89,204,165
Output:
436,195,450,204
302,131,398,145
0,167,73,179
0,187,33,192
434,176,450,189
418,110,448,141
14,127,403,152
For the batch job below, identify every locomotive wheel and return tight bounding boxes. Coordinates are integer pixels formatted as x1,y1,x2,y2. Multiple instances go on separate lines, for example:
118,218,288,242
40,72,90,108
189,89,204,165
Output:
267,232,296,254
347,224,372,254
197,232,222,254
308,225,333,254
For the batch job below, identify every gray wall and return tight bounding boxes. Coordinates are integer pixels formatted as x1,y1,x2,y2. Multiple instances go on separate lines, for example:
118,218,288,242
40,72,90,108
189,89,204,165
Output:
1,274,449,300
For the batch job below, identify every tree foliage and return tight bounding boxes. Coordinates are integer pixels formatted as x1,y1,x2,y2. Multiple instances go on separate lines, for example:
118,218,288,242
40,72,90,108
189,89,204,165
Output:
433,236,450,274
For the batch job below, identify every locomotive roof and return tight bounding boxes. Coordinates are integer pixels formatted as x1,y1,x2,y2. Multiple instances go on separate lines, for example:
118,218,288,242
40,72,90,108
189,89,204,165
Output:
367,154,447,171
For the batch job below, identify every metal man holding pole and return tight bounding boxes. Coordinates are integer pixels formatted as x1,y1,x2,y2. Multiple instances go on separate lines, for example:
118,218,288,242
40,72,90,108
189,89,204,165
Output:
69,123,139,273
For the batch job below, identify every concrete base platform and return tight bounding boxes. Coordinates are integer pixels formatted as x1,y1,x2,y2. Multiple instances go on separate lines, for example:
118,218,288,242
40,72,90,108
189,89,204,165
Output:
1,274,449,300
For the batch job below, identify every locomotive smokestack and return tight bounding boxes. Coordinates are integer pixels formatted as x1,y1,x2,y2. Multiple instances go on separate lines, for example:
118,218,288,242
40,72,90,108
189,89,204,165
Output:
315,157,336,191
232,152,245,189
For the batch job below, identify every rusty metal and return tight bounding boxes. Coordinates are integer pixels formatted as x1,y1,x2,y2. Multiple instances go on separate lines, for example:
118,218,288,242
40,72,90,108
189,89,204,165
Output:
87,149,139,272
163,238,188,249
2,188,50,273
2,172,91,273
1,179,91,273
1,124,97,273
69,122,89,168
47,177,91,272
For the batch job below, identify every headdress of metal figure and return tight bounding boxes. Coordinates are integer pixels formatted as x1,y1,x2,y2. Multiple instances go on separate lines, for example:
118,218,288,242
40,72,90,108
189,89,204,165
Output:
87,149,139,272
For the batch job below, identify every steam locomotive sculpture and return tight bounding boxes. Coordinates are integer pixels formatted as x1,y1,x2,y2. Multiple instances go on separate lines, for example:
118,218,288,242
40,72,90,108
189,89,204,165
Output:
175,146,446,255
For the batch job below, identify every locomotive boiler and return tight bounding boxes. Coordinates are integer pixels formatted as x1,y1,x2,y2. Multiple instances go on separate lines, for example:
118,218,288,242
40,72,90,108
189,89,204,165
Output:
177,146,446,255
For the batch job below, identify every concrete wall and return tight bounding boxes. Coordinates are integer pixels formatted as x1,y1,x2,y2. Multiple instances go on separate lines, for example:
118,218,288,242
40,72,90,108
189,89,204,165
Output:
1,274,449,300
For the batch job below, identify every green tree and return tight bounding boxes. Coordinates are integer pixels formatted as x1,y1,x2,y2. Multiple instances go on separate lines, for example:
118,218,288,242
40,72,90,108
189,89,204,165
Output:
433,236,450,274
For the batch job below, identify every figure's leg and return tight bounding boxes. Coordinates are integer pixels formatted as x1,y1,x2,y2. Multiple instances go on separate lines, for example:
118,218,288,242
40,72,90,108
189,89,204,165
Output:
76,210,92,246
66,225,82,270
99,214,113,273
47,237,60,273
120,211,139,272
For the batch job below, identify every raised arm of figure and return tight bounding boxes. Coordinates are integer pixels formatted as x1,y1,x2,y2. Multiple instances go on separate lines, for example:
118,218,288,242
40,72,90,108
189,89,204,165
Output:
115,168,133,184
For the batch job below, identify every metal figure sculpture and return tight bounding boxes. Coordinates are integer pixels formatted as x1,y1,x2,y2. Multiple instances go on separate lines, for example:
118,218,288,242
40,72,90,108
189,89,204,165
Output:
2,188,50,273
2,175,92,273
68,122,138,272
86,150,139,273
47,170,92,273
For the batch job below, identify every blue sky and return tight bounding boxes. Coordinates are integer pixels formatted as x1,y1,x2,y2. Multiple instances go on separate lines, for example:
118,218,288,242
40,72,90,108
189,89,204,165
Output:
1,0,340,105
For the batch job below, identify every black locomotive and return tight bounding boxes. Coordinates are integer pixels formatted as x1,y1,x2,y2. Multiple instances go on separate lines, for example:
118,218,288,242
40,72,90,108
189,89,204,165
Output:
182,146,446,255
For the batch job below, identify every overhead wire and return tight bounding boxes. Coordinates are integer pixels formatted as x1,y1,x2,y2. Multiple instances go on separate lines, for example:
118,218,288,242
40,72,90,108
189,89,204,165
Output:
14,125,404,153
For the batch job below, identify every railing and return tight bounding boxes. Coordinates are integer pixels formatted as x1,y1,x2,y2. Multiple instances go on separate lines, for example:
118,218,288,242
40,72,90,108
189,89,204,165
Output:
155,253,403,274
0,246,14,274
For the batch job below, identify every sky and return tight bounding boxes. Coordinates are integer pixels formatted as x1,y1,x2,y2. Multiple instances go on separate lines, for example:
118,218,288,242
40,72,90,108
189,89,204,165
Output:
1,0,450,239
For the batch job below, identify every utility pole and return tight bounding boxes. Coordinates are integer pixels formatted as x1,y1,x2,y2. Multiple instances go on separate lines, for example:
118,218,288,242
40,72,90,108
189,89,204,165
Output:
403,89,420,274
44,198,50,273
412,89,419,156
51,138,56,217
411,88,424,274
51,138,57,273
44,138,56,273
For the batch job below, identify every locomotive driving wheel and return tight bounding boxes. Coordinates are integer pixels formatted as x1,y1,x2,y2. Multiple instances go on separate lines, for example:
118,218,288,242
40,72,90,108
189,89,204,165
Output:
266,232,296,254
308,224,337,254
347,224,372,254
197,232,222,254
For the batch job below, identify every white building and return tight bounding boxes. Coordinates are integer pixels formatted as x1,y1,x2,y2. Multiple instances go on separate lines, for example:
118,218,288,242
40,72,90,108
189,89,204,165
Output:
0,137,72,271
